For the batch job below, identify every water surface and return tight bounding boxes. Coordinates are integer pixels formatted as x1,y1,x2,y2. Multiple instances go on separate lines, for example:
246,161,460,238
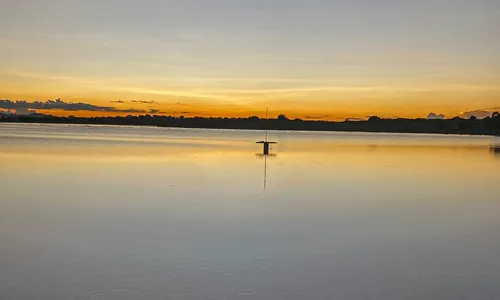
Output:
1,123,499,300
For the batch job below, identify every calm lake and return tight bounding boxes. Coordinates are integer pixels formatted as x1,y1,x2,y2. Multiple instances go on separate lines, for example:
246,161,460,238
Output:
1,123,499,300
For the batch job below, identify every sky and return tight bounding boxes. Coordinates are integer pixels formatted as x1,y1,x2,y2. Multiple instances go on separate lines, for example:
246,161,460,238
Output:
0,0,499,120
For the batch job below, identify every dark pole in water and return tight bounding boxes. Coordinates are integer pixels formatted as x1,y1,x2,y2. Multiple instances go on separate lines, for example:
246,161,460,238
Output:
263,142,270,155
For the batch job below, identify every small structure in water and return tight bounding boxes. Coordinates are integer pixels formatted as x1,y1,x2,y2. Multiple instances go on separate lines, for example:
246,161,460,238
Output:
256,107,277,155
256,140,277,155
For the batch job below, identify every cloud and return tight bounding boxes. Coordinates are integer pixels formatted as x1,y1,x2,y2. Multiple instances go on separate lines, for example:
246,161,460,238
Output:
1,70,232,102
0,99,149,113
121,108,148,113
427,112,445,120
459,110,493,119
131,100,158,104
302,115,332,119
0,109,13,115
12,107,36,115
148,109,161,114
110,100,125,103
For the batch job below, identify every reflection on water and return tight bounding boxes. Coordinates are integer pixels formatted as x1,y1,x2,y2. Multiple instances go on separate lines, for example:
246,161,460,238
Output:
255,154,278,191
491,144,500,158
1,123,500,300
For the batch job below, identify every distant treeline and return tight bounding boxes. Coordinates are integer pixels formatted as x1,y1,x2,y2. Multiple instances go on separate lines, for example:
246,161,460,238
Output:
1,113,500,136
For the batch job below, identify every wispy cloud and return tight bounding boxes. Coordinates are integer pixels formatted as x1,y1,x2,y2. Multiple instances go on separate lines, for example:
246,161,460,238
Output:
302,115,332,119
100,85,233,102
131,100,158,104
1,70,233,102
213,84,500,95
3,70,499,112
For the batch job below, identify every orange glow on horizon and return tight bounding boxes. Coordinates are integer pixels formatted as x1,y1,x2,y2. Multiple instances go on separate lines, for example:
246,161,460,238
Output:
1,74,499,121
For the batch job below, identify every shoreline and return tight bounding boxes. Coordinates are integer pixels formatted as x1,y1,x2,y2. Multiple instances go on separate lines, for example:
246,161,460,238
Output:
1,117,500,137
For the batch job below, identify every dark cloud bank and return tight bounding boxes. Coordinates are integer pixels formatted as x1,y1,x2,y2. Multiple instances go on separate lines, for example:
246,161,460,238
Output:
0,99,161,114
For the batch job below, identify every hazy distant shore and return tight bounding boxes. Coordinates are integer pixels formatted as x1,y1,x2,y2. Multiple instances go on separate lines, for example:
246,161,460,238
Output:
2,114,500,137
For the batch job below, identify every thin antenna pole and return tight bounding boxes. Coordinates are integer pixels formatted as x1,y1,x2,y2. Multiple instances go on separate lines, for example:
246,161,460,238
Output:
265,106,268,142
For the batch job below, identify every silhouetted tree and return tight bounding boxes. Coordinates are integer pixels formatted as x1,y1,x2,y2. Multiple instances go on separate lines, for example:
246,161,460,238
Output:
368,116,381,122
277,114,289,121
469,116,477,121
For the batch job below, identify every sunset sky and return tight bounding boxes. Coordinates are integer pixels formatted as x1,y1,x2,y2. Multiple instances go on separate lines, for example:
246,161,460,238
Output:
1,0,499,120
